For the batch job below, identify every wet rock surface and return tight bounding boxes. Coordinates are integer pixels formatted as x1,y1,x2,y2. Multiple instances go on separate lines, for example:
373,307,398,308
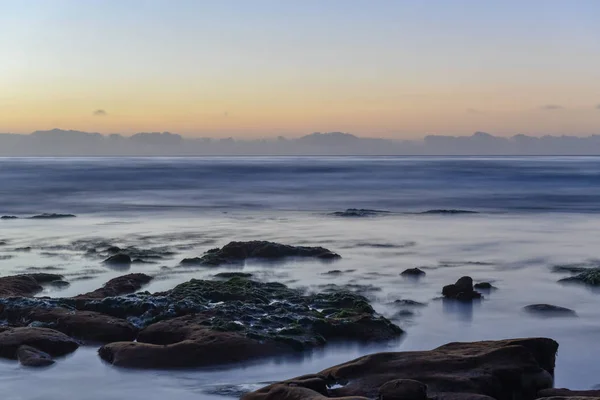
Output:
0,327,79,359
16,345,55,367
29,213,76,219
103,254,132,265
330,209,391,217
524,304,577,317
559,269,600,286
243,338,558,400
401,268,426,277
442,276,482,301
419,209,478,215
180,241,341,266
75,273,153,299
0,273,65,297
0,273,400,369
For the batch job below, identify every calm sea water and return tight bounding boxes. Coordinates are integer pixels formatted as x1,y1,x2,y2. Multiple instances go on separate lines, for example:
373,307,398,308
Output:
1,156,600,399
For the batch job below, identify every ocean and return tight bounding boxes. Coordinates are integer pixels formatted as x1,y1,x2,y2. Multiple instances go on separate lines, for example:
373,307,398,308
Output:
1,156,600,399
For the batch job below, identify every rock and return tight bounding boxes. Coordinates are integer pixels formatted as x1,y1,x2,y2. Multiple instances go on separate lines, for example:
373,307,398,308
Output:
392,299,427,307
29,213,76,219
379,379,428,400
538,389,600,398
433,394,498,400
243,338,558,400
92,277,401,368
524,304,577,317
103,254,132,265
214,272,253,278
323,270,344,275
442,276,482,301
0,273,65,297
75,273,153,299
330,208,390,217
1,216,18,220
181,241,341,266
0,327,79,359
16,345,55,367
420,209,478,215
99,326,286,368
473,282,495,290
27,308,138,342
559,268,600,286
401,268,426,277
551,264,594,274
14,246,32,252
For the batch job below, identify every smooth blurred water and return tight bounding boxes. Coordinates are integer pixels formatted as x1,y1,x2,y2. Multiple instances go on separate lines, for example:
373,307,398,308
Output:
1,157,600,399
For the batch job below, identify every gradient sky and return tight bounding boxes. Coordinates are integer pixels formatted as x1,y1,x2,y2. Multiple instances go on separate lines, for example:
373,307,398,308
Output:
1,0,599,138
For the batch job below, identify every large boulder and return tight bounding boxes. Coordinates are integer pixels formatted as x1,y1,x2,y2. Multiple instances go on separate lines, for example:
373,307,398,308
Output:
74,273,153,299
99,326,285,368
243,338,558,400
27,307,138,342
180,241,341,266
0,273,66,297
0,327,79,359
442,277,482,301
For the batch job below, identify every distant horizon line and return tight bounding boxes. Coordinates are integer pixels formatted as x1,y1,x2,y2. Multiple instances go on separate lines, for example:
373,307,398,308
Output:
3,128,600,141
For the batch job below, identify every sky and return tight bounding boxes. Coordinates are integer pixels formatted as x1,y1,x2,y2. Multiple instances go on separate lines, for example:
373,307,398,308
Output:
1,0,599,138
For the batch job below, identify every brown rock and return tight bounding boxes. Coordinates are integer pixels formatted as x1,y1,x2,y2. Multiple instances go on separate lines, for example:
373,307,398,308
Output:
243,338,557,400
0,273,65,297
28,307,137,342
379,379,427,400
99,326,284,368
0,327,79,359
17,345,55,367
74,273,153,299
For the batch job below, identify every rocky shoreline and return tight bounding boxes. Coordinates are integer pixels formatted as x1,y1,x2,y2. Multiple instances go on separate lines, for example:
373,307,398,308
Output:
0,240,596,399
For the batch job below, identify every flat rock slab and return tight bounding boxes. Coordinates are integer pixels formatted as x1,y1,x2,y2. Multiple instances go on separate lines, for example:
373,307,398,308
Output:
180,241,341,266
0,327,79,359
243,338,558,400
27,307,138,342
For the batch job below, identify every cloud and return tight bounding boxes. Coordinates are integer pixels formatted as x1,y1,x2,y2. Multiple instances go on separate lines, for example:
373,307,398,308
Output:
541,105,563,110
93,109,107,116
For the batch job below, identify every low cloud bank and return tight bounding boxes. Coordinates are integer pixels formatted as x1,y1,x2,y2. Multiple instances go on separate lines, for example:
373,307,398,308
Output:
2,129,600,155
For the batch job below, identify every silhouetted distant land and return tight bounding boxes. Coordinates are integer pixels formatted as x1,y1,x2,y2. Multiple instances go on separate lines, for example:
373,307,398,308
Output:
2,129,600,156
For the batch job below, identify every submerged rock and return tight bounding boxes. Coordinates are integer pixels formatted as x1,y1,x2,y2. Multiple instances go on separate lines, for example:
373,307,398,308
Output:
474,282,496,290
103,254,132,265
214,272,253,278
330,208,390,217
524,304,577,317
401,267,426,277
75,273,153,299
29,213,76,219
442,277,482,301
0,327,79,359
559,268,600,286
420,209,478,215
17,345,55,367
181,241,341,266
0,273,65,297
392,299,427,307
1,216,18,220
243,337,558,400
